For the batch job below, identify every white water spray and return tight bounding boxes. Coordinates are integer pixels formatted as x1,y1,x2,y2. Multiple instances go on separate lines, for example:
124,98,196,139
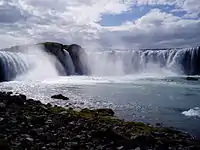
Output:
15,45,63,81
86,50,182,77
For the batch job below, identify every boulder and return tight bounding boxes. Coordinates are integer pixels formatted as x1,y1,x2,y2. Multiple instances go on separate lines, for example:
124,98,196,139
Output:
81,108,115,116
51,94,69,100
94,108,115,116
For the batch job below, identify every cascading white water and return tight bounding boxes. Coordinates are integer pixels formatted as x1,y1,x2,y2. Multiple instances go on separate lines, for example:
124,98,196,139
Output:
0,45,199,82
0,51,30,81
87,51,125,76
16,46,64,81
62,50,75,75
87,47,200,76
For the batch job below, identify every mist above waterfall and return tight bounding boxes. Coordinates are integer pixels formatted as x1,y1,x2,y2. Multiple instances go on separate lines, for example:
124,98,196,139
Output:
15,45,64,81
87,50,180,77
85,47,200,77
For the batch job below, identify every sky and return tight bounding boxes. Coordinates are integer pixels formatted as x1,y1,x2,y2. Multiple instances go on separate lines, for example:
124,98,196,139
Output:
0,0,200,49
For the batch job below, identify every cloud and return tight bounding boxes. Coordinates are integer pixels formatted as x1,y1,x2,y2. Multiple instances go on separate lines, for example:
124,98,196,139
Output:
100,9,200,48
134,0,200,18
0,0,199,49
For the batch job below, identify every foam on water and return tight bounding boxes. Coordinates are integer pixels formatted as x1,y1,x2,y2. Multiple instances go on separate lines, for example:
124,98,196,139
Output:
42,76,111,85
41,74,165,85
182,107,200,117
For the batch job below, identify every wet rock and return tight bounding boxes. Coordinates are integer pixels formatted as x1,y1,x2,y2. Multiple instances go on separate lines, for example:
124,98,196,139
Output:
45,120,53,124
30,115,46,125
26,137,34,142
185,77,198,81
156,123,162,126
131,135,156,147
80,108,115,116
0,139,9,150
0,118,4,122
46,103,52,107
7,91,13,95
117,146,124,150
51,94,69,100
67,44,90,75
19,94,26,101
0,102,6,109
94,108,115,116
80,102,84,105
0,103,6,112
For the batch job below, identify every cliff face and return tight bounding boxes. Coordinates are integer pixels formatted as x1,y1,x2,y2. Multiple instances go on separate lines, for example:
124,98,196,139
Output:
41,42,90,75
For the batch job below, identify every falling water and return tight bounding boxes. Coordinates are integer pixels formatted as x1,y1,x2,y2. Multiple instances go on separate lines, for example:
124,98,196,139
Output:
87,47,200,76
0,46,199,82
0,45,66,81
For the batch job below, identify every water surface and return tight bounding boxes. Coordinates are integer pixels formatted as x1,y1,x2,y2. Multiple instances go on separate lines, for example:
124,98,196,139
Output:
1,75,200,138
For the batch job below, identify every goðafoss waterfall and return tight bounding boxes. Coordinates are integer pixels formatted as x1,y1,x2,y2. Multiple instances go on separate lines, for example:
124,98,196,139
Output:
0,42,199,82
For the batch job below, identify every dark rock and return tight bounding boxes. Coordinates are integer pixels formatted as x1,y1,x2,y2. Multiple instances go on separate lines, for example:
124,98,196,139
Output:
130,135,156,147
7,91,13,95
94,108,115,116
67,44,90,75
26,137,34,142
80,108,115,116
51,94,69,100
45,120,53,124
0,139,9,150
156,123,162,126
116,146,124,150
185,77,199,81
43,42,70,75
69,107,73,110
30,115,46,125
46,103,52,107
0,102,6,109
19,94,26,101
42,42,90,76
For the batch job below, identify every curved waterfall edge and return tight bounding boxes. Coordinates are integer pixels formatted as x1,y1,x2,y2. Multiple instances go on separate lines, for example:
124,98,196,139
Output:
0,43,199,82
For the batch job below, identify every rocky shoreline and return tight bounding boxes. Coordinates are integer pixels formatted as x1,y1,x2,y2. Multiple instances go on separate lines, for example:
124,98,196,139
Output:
0,92,200,150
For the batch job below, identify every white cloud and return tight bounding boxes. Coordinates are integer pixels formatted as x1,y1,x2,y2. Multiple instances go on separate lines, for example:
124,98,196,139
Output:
100,9,200,48
182,0,200,18
130,0,200,17
0,0,199,49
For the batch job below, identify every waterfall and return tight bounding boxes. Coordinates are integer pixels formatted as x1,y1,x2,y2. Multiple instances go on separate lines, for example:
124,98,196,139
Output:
62,50,75,75
87,47,200,76
0,45,199,82
0,51,30,81
16,47,64,81
0,46,67,81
